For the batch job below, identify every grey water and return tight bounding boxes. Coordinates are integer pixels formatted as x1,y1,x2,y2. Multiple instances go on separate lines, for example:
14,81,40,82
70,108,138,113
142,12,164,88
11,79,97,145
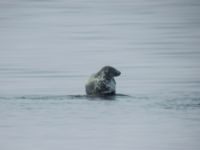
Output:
0,0,200,149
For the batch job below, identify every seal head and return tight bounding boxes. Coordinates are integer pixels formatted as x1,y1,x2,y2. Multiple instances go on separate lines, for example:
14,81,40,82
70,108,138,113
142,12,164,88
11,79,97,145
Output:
85,66,121,96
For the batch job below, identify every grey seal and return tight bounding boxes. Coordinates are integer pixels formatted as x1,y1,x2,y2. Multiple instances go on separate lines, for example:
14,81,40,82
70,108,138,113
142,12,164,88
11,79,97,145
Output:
85,66,121,96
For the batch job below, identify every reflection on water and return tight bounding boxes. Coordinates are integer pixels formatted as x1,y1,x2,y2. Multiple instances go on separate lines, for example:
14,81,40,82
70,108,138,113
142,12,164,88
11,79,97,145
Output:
0,0,200,150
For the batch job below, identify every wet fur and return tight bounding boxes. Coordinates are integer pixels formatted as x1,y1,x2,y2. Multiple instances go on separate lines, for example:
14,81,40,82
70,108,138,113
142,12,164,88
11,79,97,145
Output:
85,66,121,96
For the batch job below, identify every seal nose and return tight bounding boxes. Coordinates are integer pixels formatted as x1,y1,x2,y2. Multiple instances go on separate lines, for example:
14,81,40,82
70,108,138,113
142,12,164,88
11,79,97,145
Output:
115,70,121,76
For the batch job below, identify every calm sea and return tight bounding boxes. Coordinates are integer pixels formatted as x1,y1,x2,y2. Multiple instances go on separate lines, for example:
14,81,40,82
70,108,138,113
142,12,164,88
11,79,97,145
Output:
0,0,200,149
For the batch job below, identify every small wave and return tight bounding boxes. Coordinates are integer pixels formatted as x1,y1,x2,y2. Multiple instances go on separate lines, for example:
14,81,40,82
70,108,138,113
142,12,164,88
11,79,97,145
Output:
0,93,131,101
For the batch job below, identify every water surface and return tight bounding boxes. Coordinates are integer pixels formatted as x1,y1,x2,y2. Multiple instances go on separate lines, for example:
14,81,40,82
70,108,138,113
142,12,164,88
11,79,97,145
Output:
0,0,200,150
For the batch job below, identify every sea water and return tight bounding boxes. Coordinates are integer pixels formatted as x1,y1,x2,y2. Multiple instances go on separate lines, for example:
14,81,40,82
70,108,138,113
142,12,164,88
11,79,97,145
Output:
0,0,200,149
